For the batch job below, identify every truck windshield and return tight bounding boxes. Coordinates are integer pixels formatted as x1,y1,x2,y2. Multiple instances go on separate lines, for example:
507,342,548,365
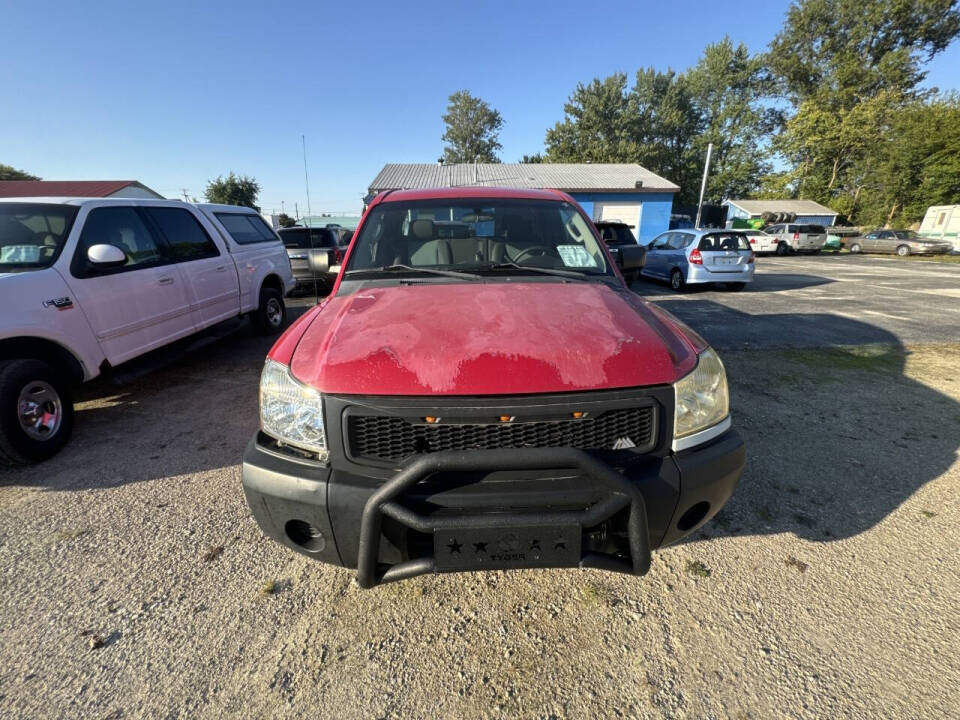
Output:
345,198,611,277
0,203,79,271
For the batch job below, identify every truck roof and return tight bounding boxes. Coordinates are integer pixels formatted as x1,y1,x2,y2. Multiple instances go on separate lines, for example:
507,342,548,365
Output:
0,197,261,215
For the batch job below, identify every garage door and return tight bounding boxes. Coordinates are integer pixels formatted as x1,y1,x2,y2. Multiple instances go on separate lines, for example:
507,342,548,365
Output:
592,202,641,231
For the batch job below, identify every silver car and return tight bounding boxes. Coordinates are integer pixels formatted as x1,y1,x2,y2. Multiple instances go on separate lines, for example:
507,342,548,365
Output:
847,229,953,256
642,229,755,291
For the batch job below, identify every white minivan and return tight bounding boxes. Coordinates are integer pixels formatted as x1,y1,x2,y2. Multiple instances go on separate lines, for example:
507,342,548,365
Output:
0,197,294,464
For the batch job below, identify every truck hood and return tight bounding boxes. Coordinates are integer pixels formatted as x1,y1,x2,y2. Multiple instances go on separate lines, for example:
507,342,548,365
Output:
289,282,699,395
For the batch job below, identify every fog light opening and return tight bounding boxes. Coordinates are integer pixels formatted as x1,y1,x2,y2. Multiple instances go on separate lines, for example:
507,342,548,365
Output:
677,502,710,532
285,519,326,552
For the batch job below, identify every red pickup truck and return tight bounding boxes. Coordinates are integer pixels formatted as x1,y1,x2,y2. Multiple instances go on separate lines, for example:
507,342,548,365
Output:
242,188,744,588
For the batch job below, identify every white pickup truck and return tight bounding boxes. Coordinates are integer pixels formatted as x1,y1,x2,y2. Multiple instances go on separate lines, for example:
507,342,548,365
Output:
0,197,294,464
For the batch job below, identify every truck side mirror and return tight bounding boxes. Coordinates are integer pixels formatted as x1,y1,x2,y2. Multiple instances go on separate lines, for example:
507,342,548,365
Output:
86,244,127,268
307,248,329,275
619,245,646,270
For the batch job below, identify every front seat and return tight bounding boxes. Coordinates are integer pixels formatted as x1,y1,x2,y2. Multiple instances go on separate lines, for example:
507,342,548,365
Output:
400,219,452,265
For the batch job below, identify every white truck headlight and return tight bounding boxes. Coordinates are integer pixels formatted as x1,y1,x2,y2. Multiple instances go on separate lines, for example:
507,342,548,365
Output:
673,348,729,440
259,358,327,459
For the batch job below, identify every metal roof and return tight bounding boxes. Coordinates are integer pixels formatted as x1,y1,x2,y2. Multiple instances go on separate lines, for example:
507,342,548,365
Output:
724,199,838,216
0,180,162,198
369,163,679,194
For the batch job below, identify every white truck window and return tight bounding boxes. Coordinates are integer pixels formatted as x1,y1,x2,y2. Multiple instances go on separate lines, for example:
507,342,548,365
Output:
73,207,165,276
144,207,219,261
216,213,277,244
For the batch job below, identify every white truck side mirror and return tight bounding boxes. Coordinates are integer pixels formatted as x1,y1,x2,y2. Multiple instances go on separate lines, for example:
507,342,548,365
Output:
87,244,127,268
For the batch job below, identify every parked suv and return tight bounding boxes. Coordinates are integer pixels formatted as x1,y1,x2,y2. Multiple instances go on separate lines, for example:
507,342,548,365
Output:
242,187,744,588
0,198,293,464
765,223,827,255
279,226,346,293
642,229,755,291
594,220,644,282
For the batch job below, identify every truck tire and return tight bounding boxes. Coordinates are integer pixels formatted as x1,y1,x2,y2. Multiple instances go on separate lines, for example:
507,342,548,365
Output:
776,242,791,256
0,359,74,465
253,286,286,335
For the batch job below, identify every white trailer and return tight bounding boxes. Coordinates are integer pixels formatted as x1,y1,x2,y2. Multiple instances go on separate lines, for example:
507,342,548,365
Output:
919,205,960,250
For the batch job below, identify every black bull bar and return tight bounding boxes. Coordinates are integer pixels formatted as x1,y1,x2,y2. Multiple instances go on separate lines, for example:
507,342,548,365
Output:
356,447,652,588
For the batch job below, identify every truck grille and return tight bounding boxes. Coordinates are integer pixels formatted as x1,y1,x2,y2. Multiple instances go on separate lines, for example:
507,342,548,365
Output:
346,407,656,464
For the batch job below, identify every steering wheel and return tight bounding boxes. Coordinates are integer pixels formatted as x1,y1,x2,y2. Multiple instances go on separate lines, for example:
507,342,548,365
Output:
510,246,553,264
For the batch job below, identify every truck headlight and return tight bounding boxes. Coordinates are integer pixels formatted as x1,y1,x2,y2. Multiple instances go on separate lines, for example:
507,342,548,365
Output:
673,348,729,439
259,358,327,460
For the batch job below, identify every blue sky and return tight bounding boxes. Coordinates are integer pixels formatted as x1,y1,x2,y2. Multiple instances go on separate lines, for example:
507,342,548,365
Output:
3,0,958,214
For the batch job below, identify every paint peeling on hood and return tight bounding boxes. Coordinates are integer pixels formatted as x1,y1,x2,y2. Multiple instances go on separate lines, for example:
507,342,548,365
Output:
289,282,699,395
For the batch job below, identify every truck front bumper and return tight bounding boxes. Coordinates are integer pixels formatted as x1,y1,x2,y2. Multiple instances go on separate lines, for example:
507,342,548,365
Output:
241,430,745,588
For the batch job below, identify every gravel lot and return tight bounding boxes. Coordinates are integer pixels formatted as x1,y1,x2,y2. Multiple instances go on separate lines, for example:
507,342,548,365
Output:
1,256,959,719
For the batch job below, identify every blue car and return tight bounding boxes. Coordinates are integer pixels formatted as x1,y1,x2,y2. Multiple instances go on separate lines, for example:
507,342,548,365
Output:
642,229,755,291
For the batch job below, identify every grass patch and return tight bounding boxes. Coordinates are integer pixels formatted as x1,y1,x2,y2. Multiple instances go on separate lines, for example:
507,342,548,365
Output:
920,510,937,519
685,560,712,578
259,579,291,596
581,582,601,604
783,345,903,374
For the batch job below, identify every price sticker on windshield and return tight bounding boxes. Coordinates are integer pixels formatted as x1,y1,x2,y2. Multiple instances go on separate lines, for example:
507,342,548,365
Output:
556,245,598,268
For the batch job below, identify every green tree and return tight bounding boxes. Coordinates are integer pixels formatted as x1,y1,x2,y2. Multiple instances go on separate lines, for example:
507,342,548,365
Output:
544,74,639,163
441,91,504,163
519,153,544,163
858,96,960,226
204,173,260,209
767,0,960,221
775,91,895,220
630,68,702,203
0,163,40,181
686,38,779,203
277,213,297,228
769,0,960,106
543,49,774,206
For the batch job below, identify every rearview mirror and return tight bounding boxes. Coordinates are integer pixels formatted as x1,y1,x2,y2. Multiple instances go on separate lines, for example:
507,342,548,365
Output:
87,244,127,268
619,245,646,270
307,248,329,275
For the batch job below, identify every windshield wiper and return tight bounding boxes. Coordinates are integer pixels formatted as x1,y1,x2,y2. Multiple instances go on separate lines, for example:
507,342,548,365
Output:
344,264,482,281
470,262,594,280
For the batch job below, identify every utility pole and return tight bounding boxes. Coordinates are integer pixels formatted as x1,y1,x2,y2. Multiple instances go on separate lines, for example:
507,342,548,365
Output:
302,135,312,227
695,143,713,230
181,188,190,202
